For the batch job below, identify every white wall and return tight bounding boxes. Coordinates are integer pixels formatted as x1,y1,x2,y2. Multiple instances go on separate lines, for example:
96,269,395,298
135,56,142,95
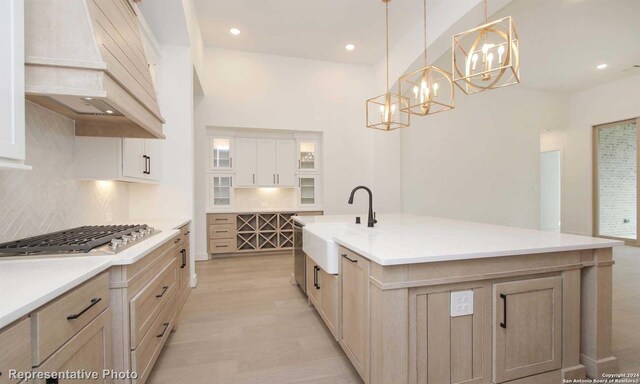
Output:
542,74,640,235
129,45,196,281
402,86,569,229
194,47,404,259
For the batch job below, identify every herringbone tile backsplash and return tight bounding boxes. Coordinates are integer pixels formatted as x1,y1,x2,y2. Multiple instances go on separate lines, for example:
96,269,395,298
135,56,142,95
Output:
0,102,130,243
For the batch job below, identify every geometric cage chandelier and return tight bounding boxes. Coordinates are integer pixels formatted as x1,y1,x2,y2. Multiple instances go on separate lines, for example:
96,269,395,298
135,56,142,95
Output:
398,0,455,116
452,0,520,95
366,0,411,131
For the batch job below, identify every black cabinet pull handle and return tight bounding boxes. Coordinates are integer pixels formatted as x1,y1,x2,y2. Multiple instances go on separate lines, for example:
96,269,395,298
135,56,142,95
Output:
314,266,320,289
313,266,318,288
46,378,58,384
184,231,190,236
157,322,170,338
174,237,180,244
156,286,169,298
67,297,101,320
500,293,507,328
148,156,151,175
341,254,358,263
181,249,186,268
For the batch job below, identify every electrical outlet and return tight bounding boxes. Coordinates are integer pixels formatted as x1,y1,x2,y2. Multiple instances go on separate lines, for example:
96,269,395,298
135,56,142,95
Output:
450,290,473,317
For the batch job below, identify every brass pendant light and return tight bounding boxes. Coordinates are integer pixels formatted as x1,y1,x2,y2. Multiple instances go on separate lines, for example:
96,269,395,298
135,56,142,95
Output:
366,0,410,131
398,0,455,116
452,0,520,95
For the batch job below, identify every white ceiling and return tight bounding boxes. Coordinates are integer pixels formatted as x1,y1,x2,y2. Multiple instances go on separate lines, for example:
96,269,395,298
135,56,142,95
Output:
192,0,443,66
495,0,640,93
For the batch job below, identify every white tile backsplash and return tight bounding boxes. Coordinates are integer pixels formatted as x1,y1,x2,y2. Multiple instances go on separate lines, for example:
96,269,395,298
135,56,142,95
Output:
0,102,130,243
234,187,297,211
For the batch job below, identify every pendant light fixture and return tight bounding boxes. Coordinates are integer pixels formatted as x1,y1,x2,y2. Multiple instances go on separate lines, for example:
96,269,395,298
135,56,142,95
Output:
366,0,410,131
398,0,454,116
451,0,520,95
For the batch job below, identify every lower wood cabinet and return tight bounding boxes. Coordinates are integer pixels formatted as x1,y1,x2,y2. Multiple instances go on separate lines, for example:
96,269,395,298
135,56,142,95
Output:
36,309,111,384
207,211,322,256
0,318,31,384
305,255,338,339
493,276,563,383
339,249,370,382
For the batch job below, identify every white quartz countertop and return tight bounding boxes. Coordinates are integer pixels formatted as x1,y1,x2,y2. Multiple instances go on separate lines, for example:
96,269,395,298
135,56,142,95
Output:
301,214,622,267
0,217,191,329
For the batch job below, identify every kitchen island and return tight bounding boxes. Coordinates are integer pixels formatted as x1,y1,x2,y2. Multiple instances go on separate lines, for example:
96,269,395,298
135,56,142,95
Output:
295,214,621,384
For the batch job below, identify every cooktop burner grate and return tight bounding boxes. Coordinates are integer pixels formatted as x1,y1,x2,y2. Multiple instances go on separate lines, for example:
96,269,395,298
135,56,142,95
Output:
0,224,149,254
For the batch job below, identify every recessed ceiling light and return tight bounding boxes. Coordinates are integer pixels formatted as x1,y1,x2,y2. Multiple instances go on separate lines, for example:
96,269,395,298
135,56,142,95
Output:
229,28,241,36
345,44,356,51
83,97,93,101
596,63,608,70
105,110,114,114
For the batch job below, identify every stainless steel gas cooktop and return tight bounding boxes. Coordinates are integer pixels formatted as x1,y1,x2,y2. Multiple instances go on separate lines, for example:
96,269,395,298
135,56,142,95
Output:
0,224,159,257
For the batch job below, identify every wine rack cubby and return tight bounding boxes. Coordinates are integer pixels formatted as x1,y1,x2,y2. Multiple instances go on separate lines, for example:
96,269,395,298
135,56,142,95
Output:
208,211,313,255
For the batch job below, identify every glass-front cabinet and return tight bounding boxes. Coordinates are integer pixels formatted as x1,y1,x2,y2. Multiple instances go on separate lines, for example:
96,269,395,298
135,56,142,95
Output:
209,174,234,209
297,141,318,172
298,175,321,208
209,137,233,170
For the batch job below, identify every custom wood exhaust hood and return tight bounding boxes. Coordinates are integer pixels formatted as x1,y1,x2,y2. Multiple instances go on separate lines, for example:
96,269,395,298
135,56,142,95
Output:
24,0,165,139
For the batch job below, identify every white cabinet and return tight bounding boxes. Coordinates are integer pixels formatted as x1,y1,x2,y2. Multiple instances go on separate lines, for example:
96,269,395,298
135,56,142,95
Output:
297,140,319,172
298,175,322,208
209,137,234,171
256,139,276,186
0,0,29,170
74,137,161,183
208,174,234,209
122,138,160,180
276,139,296,186
255,139,296,187
235,138,257,186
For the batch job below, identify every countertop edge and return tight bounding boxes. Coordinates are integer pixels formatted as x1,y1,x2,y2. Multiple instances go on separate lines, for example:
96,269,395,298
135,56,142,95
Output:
0,218,191,329
0,260,111,329
333,238,623,266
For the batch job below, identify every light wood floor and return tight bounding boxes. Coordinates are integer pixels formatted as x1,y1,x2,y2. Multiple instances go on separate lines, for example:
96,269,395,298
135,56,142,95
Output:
148,247,640,383
148,253,363,384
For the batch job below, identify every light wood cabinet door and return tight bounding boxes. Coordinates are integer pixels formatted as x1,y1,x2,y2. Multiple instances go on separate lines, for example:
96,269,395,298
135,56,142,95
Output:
275,139,296,186
36,309,111,384
493,276,562,383
0,318,30,384
319,268,338,338
340,250,370,380
305,255,321,306
256,139,276,186
235,138,257,186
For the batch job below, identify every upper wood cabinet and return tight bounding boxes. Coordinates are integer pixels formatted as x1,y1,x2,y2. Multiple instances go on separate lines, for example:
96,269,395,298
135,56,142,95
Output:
74,136,161,183
0,0,29,170
24,0,165,138
493,276,562,383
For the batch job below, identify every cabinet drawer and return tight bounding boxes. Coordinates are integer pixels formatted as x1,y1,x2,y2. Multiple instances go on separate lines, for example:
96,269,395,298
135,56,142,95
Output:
31,272,110,365
208,214,235,225
0,318,31,384
130,257,177,349
36,309,111,384
209,239,236,254
209,224,234,239
131,291,176,384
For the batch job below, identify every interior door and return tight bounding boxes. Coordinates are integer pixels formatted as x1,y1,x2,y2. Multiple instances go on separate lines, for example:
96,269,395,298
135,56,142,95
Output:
256,139,276,186
235,138,257,186
275,139,296,186
122,138,145,179
493,276,562,383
